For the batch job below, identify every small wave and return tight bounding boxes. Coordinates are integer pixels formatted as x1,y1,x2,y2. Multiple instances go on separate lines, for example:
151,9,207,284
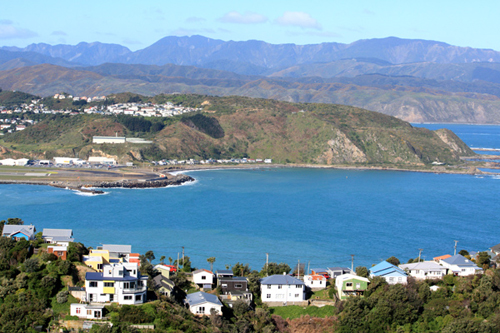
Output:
73,190,110,196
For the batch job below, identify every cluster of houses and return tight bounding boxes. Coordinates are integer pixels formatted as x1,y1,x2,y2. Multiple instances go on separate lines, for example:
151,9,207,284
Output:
0,156,118,167
0,117,36,134
0,224,493,319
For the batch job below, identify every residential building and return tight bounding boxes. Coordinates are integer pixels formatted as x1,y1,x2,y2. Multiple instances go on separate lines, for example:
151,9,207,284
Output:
42,228,74,245
184,291,222,316
335,273,370,300
2,224,36,240
326,267,352,279
399,261,447,280
433,254,452,262
154,264,178,278
369,261,408,284
215,269,234,281
218,276,253,305
70,304,104,319
153,274,175,298
304,274,327,290
193,269,215,289
85,263,148,304
83,249,120,272
260,274,306,305
48,245,67,260
98,244,132,260
438,254,483,276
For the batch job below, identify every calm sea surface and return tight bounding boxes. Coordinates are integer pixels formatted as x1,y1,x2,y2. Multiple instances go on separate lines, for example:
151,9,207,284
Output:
1,124,499,271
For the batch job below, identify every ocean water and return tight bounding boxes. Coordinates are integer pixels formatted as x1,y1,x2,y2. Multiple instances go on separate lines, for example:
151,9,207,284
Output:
1,124,500,272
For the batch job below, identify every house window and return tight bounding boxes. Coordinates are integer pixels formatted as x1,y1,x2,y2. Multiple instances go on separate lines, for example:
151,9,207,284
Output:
89,281,98,288
118,270,123,275
76,308,81,314
346,282,352,287
198,307,205,314
389,277,394,282
278,285,282,289
266,294,271,298
135,295,142,301
295,294,299,298
202,276,206,280
296,285,302,288
104,282,114,287
87,310,92,315
97,264,103,270
124,296,132,300
398,277,402,281
123,282,130,289
222,284,227,288
235,284,242,288
267,285,271,289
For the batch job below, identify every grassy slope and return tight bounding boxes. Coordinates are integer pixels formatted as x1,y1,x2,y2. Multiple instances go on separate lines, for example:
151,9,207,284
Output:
0,95,475,165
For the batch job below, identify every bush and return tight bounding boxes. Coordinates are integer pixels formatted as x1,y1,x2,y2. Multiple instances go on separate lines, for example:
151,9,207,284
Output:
24,258,40,273
56,290,69,304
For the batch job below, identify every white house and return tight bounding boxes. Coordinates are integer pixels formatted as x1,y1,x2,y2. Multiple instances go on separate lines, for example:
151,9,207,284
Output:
88,156,117,165
438,254,483,276
42,228,74,245
192,269,214,289
184,291,222,316
85,262,148,304
260,274,306,305
369,261,408,285
304,274,327,290
399,261,447,280
70,303,104,319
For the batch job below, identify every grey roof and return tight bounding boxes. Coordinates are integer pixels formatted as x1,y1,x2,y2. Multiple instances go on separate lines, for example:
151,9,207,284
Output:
42,228,73,238
85,272,146,282
399,261,446,271
327,267,351,271
101,244,132,254
490,243,500,254
219,276,248,282
260,275,304,285
216,270,233,275
441,254,479,267
185,292,222,306
153,275,174,291
2,225,35,237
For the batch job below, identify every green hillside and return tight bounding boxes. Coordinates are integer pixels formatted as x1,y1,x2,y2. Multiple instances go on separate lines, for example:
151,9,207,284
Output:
0,95,475,167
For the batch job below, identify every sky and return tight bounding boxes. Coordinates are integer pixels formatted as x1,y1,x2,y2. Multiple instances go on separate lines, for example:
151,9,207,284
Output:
1,0,499,52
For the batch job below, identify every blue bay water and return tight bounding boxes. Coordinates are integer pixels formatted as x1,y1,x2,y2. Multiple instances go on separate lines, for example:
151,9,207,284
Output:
1,124,500,271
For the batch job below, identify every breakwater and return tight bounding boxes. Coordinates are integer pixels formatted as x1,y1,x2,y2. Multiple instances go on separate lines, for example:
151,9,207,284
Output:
88,174,195,189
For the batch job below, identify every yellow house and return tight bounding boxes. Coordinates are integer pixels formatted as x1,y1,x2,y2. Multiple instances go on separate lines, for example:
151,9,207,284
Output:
83,250,121,271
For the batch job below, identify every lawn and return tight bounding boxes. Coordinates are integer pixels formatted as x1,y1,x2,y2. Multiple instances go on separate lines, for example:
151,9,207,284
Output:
269,305,336,319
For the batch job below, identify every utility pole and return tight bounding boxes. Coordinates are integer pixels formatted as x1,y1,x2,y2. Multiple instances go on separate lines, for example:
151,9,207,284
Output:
182,246,185,264
418,249,423,262
350,254,355,273
454,240,459,256
177,252,179,271
266,253,269,276
297,259,300,278
308,261,310,275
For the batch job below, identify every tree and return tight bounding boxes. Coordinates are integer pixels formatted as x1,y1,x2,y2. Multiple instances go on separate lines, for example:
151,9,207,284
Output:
144,250,155,263
260,262,291,276
168,257,173,265
476,252,490,269
355,266,369,278
159,256,165,264
459,250,469,257
386,256,400,266
232,262,251,276
207,257,216,272
24,258,40,273
1,218,24,225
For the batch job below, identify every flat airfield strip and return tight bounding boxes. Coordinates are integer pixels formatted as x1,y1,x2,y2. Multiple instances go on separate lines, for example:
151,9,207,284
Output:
24,173,50,177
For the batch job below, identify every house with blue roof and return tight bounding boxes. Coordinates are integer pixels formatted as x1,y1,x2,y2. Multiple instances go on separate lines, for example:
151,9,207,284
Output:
369,261,408,285
438,254,483,276
85,262,148,305
260,274,306,306
184,291,222,316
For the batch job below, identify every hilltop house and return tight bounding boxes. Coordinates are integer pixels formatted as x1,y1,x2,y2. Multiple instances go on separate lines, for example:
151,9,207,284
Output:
2,225,36,241
83,249,120,272
369,261,408,284
335,274,370,300
218,276,252,305
85,263,148,304
438,254,483,276
260,274,306,306
327,267,352,279
193,269,215,289
215,269,234,281
42,228,74,246
184,291,222,316
48,245,67,260
399,261,447,280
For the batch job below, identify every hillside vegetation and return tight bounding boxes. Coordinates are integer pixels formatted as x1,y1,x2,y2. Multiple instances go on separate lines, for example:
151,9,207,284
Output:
0,95,475,167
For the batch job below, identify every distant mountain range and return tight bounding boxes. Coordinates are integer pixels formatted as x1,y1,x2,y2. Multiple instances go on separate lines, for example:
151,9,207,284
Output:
2,35,500,123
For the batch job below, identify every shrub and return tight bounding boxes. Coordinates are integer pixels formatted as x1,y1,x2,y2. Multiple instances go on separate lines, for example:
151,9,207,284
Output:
56,290,69,304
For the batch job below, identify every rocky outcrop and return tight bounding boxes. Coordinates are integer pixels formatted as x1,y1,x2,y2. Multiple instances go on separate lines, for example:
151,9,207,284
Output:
434,128,475,155
318,129,368,164
90,174,194,189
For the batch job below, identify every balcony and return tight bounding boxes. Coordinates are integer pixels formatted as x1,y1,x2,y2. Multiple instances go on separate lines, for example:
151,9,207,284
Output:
122,286,146,294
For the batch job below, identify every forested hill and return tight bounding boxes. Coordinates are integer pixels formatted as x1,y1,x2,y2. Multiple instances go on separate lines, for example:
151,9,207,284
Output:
0,94,475,169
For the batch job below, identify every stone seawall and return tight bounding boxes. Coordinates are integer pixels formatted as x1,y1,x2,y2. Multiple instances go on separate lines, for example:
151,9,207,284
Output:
89,174,194,189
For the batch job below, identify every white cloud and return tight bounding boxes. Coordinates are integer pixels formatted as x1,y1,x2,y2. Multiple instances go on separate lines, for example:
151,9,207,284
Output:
0,24,37,39
218,11,267,24
275,11,322,30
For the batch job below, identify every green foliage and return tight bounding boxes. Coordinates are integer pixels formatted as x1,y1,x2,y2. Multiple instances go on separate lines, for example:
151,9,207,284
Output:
270,305,336,319
67,242,88,262
24,257,40,273
386,256,400,266
144,250,155,263
355,266,369,278
56,290,69,304
476,252,491,268
260,262,291,276
181,113,225,138
232,262,251,276
118,305,154,324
